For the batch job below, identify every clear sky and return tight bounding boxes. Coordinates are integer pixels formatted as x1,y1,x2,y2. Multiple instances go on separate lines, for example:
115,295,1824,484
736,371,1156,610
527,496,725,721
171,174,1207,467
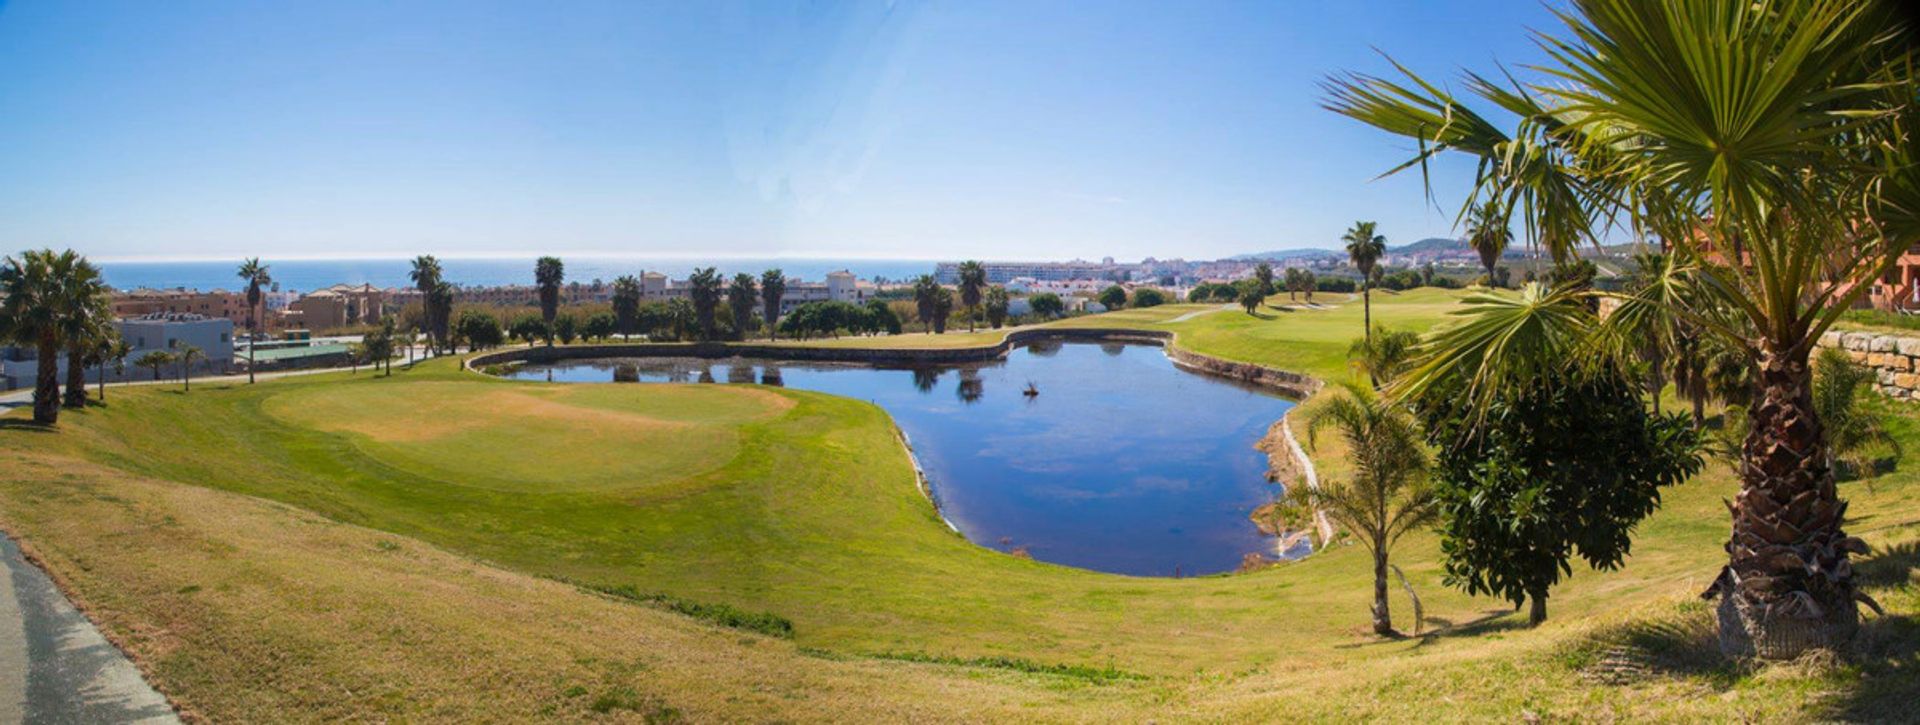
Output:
0,0,1561,262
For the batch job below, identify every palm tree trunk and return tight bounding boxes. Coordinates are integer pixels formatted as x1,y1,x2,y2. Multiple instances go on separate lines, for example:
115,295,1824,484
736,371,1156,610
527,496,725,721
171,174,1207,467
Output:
32,340,59,424
1363,286,1373,344
1714,343,1862,658
247,309,256,384
1371,548,1392,636
63,347,87,408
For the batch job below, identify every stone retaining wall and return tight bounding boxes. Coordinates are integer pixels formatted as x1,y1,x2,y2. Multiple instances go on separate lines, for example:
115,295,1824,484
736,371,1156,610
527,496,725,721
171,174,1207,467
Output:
1818,329,1920,398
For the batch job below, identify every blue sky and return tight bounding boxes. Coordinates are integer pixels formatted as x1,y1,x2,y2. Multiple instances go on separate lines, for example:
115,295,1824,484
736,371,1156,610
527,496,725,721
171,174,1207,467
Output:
0,0,1561,261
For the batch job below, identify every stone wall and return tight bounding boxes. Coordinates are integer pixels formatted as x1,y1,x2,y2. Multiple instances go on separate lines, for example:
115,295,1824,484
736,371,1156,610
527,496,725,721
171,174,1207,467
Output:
1818,329,1920,398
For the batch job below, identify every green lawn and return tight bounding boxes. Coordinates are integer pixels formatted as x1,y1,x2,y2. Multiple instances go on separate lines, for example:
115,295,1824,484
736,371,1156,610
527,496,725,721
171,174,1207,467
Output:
0,287,1915,721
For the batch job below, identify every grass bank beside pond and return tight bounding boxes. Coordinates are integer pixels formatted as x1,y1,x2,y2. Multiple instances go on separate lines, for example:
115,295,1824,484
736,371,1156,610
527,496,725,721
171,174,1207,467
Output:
1,287,1915,720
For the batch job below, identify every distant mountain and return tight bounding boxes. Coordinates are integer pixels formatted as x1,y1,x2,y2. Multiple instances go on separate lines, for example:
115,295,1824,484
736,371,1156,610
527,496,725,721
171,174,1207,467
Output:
1231,237,1468,261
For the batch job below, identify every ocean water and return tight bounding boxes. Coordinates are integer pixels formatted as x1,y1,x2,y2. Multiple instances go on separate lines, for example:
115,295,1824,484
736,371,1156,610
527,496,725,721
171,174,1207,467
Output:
501,340,1299,577
98,257,940,293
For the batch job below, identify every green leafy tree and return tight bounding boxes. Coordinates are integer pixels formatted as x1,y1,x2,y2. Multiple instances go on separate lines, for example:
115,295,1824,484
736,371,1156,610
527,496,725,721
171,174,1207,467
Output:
957,260,987,332
984,286,1010,329
1281,268,1305,301
687,267,724,341
760,269,787,340
865,299,903,335
582,312,616,343
1328,0,1920,655
363,316,397,376
611,275,641,340
534,256,565,325
1130,288,1167,308
1278,382,1437,635
1254,263,1275,296
727,273,758,340
457,309,506,351
1342,221,1387,343
1028,293,1064,319
509,314,546,347
1097,284,1127,311
1236,280,1264,315
554,313,578,345
236,257,272,383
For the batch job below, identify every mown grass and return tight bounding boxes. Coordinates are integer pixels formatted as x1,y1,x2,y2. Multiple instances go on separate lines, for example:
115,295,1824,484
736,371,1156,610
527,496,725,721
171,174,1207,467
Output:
0,287,1914,721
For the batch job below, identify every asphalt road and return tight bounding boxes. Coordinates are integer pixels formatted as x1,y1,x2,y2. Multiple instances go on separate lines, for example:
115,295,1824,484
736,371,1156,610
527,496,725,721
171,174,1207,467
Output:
0,536,177,723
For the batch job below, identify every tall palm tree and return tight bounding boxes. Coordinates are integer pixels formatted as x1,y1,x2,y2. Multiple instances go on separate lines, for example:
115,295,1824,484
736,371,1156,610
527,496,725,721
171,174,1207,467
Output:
1279,382,1437,636
1,250,82,423
1464,199,1510,286
172,340,202,392
49,257,110,409
409,255,443,350
1342,221,1387,343
912,275,940,334
237,257,272,383
611,275,641,341
956,260,987,333
534,256,565,326
1328,0,1919,657
94,335,130,402
727,273,758,341
760,269,787,340
686,267,723,341
427,281,455,352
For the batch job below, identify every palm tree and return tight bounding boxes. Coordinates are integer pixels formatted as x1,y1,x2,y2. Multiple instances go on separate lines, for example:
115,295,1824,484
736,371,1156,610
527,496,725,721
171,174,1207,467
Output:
1254,263,1275,296
912,275,940,334
612,275,641,341
1237,280,1264,315
58,262,110,408
1278,382,1436,636
760,269,786,340
727,273,758,341
136,350,173,382
1328,0,1919,656
1342,221,1387,343
1464,199,1510,286
984,286,1010,329
957,260,987,332
172,340,202,392
687,267,723,341
409,255,443,350
1348,328,1420,389
426,281,454,353
236,258,271,383
931,287,954,334
0,250,96,424
534,256,565,326
94,335,130,401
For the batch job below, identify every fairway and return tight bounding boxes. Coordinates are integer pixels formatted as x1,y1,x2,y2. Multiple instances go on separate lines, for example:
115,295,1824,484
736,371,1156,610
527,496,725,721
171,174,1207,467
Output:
1,288,1916,721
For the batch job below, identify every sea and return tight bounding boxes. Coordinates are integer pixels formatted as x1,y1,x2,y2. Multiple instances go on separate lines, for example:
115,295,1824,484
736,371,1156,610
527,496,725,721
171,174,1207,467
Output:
97,257,942,294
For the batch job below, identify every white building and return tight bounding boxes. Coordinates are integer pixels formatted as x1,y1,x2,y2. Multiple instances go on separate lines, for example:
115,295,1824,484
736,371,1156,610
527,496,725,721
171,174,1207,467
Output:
1,313,234,390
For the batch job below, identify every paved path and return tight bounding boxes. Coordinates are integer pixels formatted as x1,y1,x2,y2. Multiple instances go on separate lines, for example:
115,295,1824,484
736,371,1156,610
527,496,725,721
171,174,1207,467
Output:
0,536,177,723
0,347,445,409
1166,304,1235,323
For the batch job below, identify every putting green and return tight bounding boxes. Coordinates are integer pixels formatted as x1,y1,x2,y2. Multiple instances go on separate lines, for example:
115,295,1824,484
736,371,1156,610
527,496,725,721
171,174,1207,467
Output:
262,381,793,493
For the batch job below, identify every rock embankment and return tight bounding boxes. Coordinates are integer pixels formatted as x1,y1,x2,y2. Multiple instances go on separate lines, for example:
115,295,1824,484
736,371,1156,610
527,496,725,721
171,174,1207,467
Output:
1819,329,1920,399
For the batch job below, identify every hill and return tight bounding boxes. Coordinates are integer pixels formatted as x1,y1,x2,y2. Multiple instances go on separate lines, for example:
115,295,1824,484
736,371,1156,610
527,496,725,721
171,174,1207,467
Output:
1233,237,1467,261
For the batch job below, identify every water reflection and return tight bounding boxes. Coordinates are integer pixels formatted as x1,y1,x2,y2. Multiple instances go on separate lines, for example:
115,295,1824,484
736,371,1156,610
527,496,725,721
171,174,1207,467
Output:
497,342,1295,576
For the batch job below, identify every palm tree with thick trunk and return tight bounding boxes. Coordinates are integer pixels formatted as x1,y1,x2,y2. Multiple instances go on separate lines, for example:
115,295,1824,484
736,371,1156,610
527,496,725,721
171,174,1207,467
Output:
1280,382,1437,636
687,267,723,341
58,260,109,408
612,275,641,341
1327,0,1920,657
957,260,987,333
409,255,442,351
535,256,565,331
1464,199,1510,287
726,273,757,341
1,250,85,424
760,269,786,340
237,258,271,383
1342,221,1386,344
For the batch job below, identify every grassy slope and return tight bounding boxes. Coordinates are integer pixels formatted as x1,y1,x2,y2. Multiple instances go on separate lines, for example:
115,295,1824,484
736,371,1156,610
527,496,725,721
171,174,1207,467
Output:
0,288,1915,721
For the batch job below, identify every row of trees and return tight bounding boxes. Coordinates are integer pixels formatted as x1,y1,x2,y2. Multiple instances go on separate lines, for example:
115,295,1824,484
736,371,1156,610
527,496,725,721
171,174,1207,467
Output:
1,250,126,424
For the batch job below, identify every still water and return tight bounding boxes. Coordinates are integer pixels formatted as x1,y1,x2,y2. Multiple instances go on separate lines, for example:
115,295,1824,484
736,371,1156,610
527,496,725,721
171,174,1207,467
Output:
499,340,1297,576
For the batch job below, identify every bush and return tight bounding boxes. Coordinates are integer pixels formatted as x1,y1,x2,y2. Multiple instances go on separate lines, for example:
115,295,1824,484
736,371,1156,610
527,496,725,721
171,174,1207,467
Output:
455,309,505,350
1029,293,1065,318
1130,287,1168,308
584,583,794,638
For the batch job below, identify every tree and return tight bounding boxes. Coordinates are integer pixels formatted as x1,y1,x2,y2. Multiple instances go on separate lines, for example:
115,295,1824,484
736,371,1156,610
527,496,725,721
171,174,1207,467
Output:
1813,347,1895,479
509,314,546,347
237,257,272,384
984,286,1010,329
1130,288,1168,308
1342,221,1387,344
457,309,506,351
1,250,96,423
1029,293,1064,319
554,313,578,345
1281,268,1305,301
1098,284,1128,311
727,273,758,341
1254,263,1275,296
172,340,202,392
1237,280,1264,315
865,299,903,335
1348,328,1420,388
911,275,940,333
931,287,954,334
1464,199,1510,286
535,256,565,326
1299,270,1318,302
1328,0,1918,655
665,298,696,341
363,316,397,376
760,269,786,340
427,281,455,352
1277,382,1437,636
409,255,443,351
612,275,641,340
957,260,987,332
687,267,723,341
59,268,110,408
93,334,130,402
136,350,173,382
581,312,616,343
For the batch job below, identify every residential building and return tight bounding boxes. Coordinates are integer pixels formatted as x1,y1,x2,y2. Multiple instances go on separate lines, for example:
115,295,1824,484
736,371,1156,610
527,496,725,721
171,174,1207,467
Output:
293,283,386,330
111,287,251,327
1,313,233,390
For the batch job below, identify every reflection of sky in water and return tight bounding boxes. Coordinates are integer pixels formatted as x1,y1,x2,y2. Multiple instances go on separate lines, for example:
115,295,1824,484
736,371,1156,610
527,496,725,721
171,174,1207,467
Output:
505,342,1295,576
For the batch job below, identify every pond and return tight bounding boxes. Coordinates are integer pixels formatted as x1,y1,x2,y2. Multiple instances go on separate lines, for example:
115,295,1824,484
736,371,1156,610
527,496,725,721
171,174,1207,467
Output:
496,339,1299,576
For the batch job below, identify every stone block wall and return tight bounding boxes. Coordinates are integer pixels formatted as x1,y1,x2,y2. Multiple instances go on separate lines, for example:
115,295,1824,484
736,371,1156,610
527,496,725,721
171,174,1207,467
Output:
1818,329,1920,398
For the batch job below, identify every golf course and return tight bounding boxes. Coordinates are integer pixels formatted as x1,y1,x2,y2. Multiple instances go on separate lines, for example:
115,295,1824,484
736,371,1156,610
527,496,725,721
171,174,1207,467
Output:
2,289,1917,721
